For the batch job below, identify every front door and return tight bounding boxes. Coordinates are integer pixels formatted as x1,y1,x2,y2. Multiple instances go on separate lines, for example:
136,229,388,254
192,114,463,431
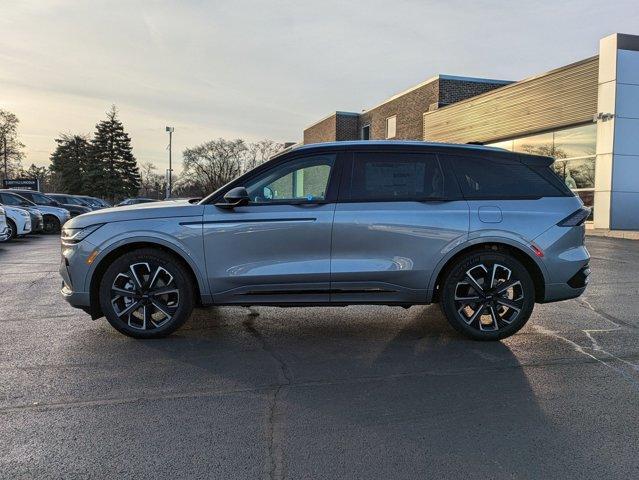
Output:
330,150,469,304
203,153,339,304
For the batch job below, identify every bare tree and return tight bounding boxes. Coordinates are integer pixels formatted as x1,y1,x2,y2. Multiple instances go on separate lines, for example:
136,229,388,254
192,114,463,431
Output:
180,138,248,195
0,109,26,181
243,139,284,173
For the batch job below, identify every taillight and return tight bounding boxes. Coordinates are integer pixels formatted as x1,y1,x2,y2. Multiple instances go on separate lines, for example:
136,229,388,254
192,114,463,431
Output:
557,207,591,227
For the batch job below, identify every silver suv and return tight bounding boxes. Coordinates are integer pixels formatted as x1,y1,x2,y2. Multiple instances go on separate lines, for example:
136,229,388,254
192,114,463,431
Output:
60,141,590,340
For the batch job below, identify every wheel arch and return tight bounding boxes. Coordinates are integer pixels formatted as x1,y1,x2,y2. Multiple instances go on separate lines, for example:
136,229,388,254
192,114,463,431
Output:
88,239,207,319
428,238,548,304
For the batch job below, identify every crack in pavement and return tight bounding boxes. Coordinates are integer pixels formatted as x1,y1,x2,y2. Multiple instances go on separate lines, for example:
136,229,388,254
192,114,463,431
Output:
242,317,291,480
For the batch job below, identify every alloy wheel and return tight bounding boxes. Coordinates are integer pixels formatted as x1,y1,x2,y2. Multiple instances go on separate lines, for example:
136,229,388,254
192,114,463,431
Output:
453,263,524,332
110,262,180,330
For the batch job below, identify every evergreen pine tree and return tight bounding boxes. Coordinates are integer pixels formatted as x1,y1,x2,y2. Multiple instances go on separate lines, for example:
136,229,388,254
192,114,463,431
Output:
49,134,92,194
90,105,140,201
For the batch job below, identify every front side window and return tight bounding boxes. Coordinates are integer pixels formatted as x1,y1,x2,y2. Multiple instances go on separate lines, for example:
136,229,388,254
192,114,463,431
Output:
350,153,445,201
385,116,397,139
244,154,335,204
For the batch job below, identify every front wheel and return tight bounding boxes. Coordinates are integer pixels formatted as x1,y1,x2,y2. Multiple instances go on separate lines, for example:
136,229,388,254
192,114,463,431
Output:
99,248,195,338
440,250,535,341
6,219,17,239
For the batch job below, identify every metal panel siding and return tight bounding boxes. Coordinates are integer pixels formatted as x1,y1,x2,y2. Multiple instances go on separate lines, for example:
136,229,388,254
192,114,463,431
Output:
423,57,599,144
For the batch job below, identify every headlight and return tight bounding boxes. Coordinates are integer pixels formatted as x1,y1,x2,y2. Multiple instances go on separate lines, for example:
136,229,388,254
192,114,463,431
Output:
19,210,30,217
61,224,103,244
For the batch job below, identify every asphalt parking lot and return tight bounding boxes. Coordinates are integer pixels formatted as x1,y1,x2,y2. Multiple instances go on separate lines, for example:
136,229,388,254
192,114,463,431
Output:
1,234,639,479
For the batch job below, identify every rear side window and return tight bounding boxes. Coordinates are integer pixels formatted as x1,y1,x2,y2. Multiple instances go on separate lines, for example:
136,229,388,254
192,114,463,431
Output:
443,154,568,199
349,152,449,201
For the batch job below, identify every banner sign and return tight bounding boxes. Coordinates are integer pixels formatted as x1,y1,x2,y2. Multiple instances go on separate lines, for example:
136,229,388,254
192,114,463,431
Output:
2,178,40,191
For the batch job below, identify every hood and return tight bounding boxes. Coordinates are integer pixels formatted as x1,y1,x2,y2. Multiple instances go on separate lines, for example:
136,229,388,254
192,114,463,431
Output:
3,206,30,217
36,205,71,216
62,203,91,213
67,200,205,228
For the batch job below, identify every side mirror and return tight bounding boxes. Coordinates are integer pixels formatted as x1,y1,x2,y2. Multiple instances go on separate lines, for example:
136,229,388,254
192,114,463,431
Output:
217,187,249,209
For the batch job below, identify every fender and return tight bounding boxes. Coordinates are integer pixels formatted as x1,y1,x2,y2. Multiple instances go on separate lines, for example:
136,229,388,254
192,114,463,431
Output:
82,230,211,303
425,231,550,303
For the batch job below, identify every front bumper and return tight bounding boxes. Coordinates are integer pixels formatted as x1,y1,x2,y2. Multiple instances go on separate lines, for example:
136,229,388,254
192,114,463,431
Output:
59,241,98,309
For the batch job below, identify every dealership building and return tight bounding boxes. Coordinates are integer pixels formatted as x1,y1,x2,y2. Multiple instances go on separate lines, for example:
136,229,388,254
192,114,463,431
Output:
303,33,639,230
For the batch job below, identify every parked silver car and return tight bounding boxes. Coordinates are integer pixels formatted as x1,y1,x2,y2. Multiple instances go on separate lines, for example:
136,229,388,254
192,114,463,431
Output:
60,141,590,340
0,189,70,233
0,207,9,242
2,205,32,239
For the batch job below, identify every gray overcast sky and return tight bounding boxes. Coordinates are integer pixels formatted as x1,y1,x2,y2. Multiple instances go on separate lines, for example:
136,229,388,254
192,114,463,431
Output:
1,0,638,172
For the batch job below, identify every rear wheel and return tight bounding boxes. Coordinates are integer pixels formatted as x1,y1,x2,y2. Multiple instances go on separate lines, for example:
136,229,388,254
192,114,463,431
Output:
440,250,535,341
43,215,61,234
99,249,195,338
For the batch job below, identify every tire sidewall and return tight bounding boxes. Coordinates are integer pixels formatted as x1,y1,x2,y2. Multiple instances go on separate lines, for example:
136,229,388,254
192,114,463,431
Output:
441,251,535,341
99,249,194,339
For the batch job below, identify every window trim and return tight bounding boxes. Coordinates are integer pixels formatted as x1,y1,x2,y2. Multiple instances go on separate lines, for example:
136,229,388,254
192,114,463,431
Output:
361,124,371,140
385,115,397,139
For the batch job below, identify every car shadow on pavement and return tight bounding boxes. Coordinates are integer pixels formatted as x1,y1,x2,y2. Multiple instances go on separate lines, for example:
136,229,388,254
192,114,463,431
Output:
115,304,578,478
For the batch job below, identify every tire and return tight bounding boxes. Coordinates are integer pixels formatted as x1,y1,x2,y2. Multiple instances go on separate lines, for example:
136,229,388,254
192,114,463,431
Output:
440,250,535,341
6,219,17,239
98,248,195,339
43,215,61,234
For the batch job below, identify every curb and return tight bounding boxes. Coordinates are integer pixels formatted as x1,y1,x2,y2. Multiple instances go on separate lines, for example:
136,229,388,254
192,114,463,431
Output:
586,229,639,240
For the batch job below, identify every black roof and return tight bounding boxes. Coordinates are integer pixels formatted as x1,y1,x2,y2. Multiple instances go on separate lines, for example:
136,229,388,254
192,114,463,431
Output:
273,140,553,166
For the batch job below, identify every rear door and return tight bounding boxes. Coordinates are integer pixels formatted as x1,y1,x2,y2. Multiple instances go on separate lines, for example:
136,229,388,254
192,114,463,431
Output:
330,150,469,304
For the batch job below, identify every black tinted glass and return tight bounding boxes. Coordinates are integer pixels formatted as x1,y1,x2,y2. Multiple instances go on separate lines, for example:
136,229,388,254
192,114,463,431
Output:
350,153,445,201
445,154,565,199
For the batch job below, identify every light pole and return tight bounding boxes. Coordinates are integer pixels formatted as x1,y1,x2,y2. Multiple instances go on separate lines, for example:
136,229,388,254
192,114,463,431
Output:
165,126,174,199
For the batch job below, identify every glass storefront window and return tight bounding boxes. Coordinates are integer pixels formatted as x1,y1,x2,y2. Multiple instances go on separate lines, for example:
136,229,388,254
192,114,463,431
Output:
487,139,514,151
553,124,596,159
513,132,554,156
484,123,597,221
552,157,595,190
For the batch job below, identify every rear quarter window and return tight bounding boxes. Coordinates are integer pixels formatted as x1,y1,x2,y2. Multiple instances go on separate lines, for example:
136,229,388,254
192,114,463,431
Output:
442,154,569,199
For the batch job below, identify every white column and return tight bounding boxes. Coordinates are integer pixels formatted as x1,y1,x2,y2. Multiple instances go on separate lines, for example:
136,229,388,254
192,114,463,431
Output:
595,33,639,230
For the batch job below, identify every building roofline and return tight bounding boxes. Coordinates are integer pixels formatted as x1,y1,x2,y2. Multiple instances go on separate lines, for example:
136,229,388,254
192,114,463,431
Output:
362,74,513,113
303,111,359,130
424,55,599,116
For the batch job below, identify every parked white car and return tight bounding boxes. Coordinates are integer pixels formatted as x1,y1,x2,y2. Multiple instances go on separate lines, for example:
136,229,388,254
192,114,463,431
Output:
0,207,9,242
3,205,32,239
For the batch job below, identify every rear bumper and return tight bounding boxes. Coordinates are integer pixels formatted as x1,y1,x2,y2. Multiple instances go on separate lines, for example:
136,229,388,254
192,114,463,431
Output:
0,226,8,241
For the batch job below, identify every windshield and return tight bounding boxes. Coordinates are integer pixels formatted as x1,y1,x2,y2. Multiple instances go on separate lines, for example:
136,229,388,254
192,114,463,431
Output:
1,193,35,207
30,192,57,206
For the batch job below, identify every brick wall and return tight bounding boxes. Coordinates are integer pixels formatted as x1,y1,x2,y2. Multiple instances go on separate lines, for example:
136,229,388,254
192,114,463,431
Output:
302,76,511,144
303,114,337,144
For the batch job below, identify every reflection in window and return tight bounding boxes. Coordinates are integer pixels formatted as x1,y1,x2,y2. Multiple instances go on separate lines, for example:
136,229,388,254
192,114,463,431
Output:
513,132,554,156
554,124,596,158
552,157,595,190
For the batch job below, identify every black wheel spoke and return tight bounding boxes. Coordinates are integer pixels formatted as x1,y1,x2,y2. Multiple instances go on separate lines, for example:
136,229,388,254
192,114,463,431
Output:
464,273,484,294
495,296,522,311
117,300,143,319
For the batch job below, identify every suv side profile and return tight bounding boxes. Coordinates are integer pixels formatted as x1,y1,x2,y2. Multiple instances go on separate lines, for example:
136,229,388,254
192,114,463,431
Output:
60,141,590,341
